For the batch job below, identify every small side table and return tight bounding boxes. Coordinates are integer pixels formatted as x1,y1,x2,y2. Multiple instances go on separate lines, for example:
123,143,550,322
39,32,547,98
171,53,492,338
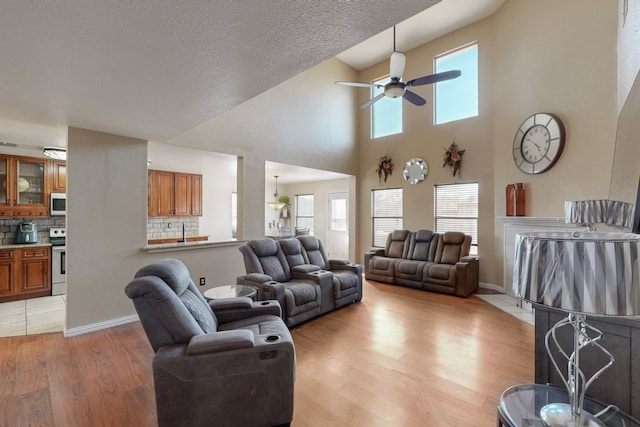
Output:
498,384,640,427
203,285,257,301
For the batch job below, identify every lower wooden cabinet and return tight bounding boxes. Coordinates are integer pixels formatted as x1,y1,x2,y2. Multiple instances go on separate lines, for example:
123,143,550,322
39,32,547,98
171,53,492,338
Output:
0,246,51,302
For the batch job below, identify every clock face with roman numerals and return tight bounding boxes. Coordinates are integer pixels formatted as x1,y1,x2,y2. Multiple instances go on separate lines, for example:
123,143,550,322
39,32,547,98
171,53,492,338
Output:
513,113,565,174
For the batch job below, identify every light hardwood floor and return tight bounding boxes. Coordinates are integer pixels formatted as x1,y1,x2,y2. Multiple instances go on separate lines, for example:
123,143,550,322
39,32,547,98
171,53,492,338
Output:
0,280,534,427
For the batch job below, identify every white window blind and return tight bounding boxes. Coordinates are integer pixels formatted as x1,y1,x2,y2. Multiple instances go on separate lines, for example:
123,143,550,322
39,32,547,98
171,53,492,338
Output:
295,194,314,234
371,188,403,247
434,182,478,255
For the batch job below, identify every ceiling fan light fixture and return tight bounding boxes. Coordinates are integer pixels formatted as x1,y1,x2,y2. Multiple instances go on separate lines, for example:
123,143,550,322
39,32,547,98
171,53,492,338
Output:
384,83,406,98
43,146,67,160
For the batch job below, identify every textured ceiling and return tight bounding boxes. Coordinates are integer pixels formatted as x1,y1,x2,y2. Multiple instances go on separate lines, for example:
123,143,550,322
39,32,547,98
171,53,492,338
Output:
0,0,440,144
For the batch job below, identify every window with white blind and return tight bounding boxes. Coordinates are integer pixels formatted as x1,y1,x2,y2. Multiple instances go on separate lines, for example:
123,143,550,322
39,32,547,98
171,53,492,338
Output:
295,194,314,234
434,182,478,255
371,188,403,247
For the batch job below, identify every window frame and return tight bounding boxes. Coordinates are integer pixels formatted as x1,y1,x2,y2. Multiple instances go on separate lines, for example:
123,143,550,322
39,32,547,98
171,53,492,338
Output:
371,76,403,139
371,187,403,247
434,42,479,125
434,182,478,255
295,194,314,234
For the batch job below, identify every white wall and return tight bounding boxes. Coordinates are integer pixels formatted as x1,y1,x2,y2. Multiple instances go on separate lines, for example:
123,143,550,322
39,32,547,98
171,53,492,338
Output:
618,0,640,112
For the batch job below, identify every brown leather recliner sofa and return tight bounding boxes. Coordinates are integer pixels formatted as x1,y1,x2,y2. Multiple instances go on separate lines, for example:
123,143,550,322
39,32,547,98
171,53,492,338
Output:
364,229,479,297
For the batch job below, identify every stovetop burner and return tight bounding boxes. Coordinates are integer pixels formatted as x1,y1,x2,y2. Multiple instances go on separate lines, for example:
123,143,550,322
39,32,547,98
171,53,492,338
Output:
50,227,66,246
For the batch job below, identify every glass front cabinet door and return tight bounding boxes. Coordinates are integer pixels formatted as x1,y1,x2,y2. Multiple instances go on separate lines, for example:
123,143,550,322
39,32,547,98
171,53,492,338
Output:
0,155,48,217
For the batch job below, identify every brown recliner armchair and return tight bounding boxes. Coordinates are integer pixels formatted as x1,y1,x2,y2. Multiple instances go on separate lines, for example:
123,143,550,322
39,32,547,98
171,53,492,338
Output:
125,258,295,427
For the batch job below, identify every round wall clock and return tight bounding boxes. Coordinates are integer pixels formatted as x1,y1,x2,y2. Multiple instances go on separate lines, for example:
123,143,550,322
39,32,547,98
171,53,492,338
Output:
512,112,565,174
403,157,428,184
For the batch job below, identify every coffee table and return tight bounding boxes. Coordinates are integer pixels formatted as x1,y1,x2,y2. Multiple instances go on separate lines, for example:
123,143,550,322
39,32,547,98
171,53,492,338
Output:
203,284,257,301
498,384,640,427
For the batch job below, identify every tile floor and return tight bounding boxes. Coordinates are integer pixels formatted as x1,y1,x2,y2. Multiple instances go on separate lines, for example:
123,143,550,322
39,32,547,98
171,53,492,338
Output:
0,295,66,338
0,291,532,339
476,293,534,325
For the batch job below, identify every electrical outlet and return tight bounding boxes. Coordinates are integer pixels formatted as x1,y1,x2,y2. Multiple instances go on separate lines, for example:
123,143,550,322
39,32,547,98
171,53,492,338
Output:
199,277,205,286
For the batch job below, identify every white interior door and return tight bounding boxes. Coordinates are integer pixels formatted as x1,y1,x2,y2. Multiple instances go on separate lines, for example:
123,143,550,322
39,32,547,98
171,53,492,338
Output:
326,192,348,259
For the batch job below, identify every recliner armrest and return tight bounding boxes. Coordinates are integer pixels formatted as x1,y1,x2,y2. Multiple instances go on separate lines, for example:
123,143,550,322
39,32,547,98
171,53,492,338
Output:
209,296,253,312
291,264,321,273
241,272,273,283
214,300,283,323
186,330,255,355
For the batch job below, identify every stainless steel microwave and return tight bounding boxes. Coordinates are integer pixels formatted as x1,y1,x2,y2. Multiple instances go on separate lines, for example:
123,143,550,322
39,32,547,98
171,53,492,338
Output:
50,193,66,216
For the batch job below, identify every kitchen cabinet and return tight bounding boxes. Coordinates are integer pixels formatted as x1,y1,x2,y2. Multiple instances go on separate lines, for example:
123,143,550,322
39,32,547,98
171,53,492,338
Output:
50,161,67,192
0,155,49,218
0,246,51,303
148,169,202,217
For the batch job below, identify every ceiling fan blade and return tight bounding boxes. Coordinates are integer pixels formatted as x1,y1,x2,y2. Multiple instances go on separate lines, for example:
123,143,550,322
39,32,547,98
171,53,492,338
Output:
406,70,462,87
360,93,385,109
389,51,406,80
335,81,381,89
403,90,426,106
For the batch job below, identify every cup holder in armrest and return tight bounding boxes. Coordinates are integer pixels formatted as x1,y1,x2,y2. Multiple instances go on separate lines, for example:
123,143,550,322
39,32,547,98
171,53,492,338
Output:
260,301,272,306
265,335,281,343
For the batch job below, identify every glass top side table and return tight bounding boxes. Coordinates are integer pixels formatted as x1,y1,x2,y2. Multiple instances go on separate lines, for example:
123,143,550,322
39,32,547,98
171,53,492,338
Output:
203,284,257,301
498,384,640,427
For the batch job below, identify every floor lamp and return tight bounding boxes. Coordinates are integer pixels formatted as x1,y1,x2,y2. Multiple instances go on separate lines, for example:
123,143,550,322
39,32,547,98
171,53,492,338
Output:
513,231,640,426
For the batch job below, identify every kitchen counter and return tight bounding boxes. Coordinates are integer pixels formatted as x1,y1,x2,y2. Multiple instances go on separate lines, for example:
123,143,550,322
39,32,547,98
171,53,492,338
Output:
0,242,52,249
143,239,245,253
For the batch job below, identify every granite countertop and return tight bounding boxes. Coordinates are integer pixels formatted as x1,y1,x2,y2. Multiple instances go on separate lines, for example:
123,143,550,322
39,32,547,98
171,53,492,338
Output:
0,242,53,249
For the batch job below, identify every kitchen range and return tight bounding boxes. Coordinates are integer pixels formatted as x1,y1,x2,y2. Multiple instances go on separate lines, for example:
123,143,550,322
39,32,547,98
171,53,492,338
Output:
50,227,66,295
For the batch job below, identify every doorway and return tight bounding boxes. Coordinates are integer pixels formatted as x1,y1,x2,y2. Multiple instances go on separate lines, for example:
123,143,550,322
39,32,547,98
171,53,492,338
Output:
326,192,348,259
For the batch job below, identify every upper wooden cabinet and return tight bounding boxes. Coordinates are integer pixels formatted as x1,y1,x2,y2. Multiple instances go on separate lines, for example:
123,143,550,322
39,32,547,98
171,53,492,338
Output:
148,169,202,217
0,155,48,218
50,161,67,192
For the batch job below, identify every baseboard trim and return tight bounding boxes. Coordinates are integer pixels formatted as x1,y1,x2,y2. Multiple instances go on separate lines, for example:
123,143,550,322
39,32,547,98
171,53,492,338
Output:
479,282,505,293
64,314,139,338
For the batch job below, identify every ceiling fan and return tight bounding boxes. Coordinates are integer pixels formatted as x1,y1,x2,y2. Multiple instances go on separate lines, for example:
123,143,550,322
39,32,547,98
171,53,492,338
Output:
335,26,461,109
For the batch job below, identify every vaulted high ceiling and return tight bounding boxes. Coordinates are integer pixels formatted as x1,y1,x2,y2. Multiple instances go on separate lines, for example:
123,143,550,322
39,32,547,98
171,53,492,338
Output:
0,1,503,148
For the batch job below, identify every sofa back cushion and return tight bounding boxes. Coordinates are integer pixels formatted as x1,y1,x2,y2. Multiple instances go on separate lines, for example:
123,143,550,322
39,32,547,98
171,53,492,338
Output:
241,239,291,282
279,238,307,268
434,232,472,265
297,235,330,269
385,229,411,258
408,229,438,261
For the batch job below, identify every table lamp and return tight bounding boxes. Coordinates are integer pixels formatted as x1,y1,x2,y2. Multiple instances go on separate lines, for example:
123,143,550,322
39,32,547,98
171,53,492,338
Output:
513,231,640,426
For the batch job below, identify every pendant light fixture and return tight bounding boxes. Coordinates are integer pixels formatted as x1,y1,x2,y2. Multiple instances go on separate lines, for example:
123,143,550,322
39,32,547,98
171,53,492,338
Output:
267,175,286,210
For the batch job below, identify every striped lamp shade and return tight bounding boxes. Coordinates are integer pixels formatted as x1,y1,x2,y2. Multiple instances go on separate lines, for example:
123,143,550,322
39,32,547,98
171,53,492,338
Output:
513,232,640,316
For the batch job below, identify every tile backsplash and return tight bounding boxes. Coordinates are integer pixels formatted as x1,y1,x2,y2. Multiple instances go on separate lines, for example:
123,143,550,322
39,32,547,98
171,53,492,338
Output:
147,217,199,240
0,218,66,245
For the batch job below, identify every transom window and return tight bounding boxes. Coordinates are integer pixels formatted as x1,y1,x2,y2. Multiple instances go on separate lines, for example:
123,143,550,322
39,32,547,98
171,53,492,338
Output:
371,188,403,247
434,43,478,125
434,182,478,255
371,76,402,139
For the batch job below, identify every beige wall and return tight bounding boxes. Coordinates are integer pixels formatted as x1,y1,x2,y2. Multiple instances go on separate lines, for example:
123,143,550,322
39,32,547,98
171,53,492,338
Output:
65,58,360,331
355,0,619,288
618,0,640,112
65,0,635,330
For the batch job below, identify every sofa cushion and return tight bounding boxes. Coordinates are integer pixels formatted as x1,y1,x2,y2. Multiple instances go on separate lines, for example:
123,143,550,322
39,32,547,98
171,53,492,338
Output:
285,282,318,306
409,230,437,261
427,264,454,281
386,229,410,258
279,238,306,267
249,238,279,256
441,245,462,265
443,231,465,244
